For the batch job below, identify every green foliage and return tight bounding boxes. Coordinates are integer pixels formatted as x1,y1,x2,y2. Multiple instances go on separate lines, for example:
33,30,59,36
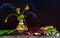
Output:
0,29,16,35
45,28,58,36
0,30,6,35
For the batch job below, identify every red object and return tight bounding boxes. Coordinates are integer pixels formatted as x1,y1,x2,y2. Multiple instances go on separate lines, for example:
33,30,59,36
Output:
24,30,29,35
24,27,45,35
38,29,45,33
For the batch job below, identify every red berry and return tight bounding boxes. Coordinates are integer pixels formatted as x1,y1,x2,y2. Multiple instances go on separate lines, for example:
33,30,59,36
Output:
24,31,29,35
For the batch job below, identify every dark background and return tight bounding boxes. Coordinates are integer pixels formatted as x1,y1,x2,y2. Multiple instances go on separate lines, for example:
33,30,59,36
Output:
0,0,60,31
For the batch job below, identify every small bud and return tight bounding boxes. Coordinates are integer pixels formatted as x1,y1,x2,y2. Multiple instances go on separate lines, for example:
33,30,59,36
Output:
4,19,7,23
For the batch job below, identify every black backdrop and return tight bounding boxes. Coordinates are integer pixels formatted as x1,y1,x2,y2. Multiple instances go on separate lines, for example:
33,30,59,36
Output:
0,0,60,31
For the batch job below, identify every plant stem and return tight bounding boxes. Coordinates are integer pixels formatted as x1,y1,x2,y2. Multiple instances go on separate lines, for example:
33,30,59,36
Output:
24,18,27,26
4,14,18,23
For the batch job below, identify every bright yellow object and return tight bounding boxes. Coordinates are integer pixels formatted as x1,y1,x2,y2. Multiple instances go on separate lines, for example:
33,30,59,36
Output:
25,26,28,30
16,8,21,14
17,15,24,20
25,5,29,10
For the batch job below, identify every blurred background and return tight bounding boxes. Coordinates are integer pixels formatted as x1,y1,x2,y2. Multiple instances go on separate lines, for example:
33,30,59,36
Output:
0,0,60,31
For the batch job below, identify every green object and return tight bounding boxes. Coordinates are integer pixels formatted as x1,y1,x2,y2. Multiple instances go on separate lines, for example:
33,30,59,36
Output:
0,29,16,35
6,29,16,34
0,30,6,35
45,28,58,36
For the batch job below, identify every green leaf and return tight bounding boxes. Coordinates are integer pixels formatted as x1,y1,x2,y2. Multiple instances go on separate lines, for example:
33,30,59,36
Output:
0,30,6,35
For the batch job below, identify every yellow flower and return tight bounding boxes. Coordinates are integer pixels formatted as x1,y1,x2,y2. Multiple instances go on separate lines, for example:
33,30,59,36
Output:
25,26,28,30
16,8,21,14
25,5,29,10
17,15,24,20
16,8,21,11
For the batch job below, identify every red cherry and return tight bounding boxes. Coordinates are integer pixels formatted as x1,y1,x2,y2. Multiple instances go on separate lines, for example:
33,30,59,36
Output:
30,31,33,34
24,32,28,35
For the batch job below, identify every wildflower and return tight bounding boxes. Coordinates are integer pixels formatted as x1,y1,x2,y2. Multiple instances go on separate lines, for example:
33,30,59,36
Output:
17,15,24,20
25,5,29,10
16,8,21,14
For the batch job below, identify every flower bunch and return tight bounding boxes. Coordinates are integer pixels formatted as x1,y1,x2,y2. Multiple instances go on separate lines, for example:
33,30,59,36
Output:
4,5,29,33
4,5,29,23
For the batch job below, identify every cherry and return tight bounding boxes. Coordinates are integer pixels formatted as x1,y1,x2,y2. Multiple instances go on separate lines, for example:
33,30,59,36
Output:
24,31,29,35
